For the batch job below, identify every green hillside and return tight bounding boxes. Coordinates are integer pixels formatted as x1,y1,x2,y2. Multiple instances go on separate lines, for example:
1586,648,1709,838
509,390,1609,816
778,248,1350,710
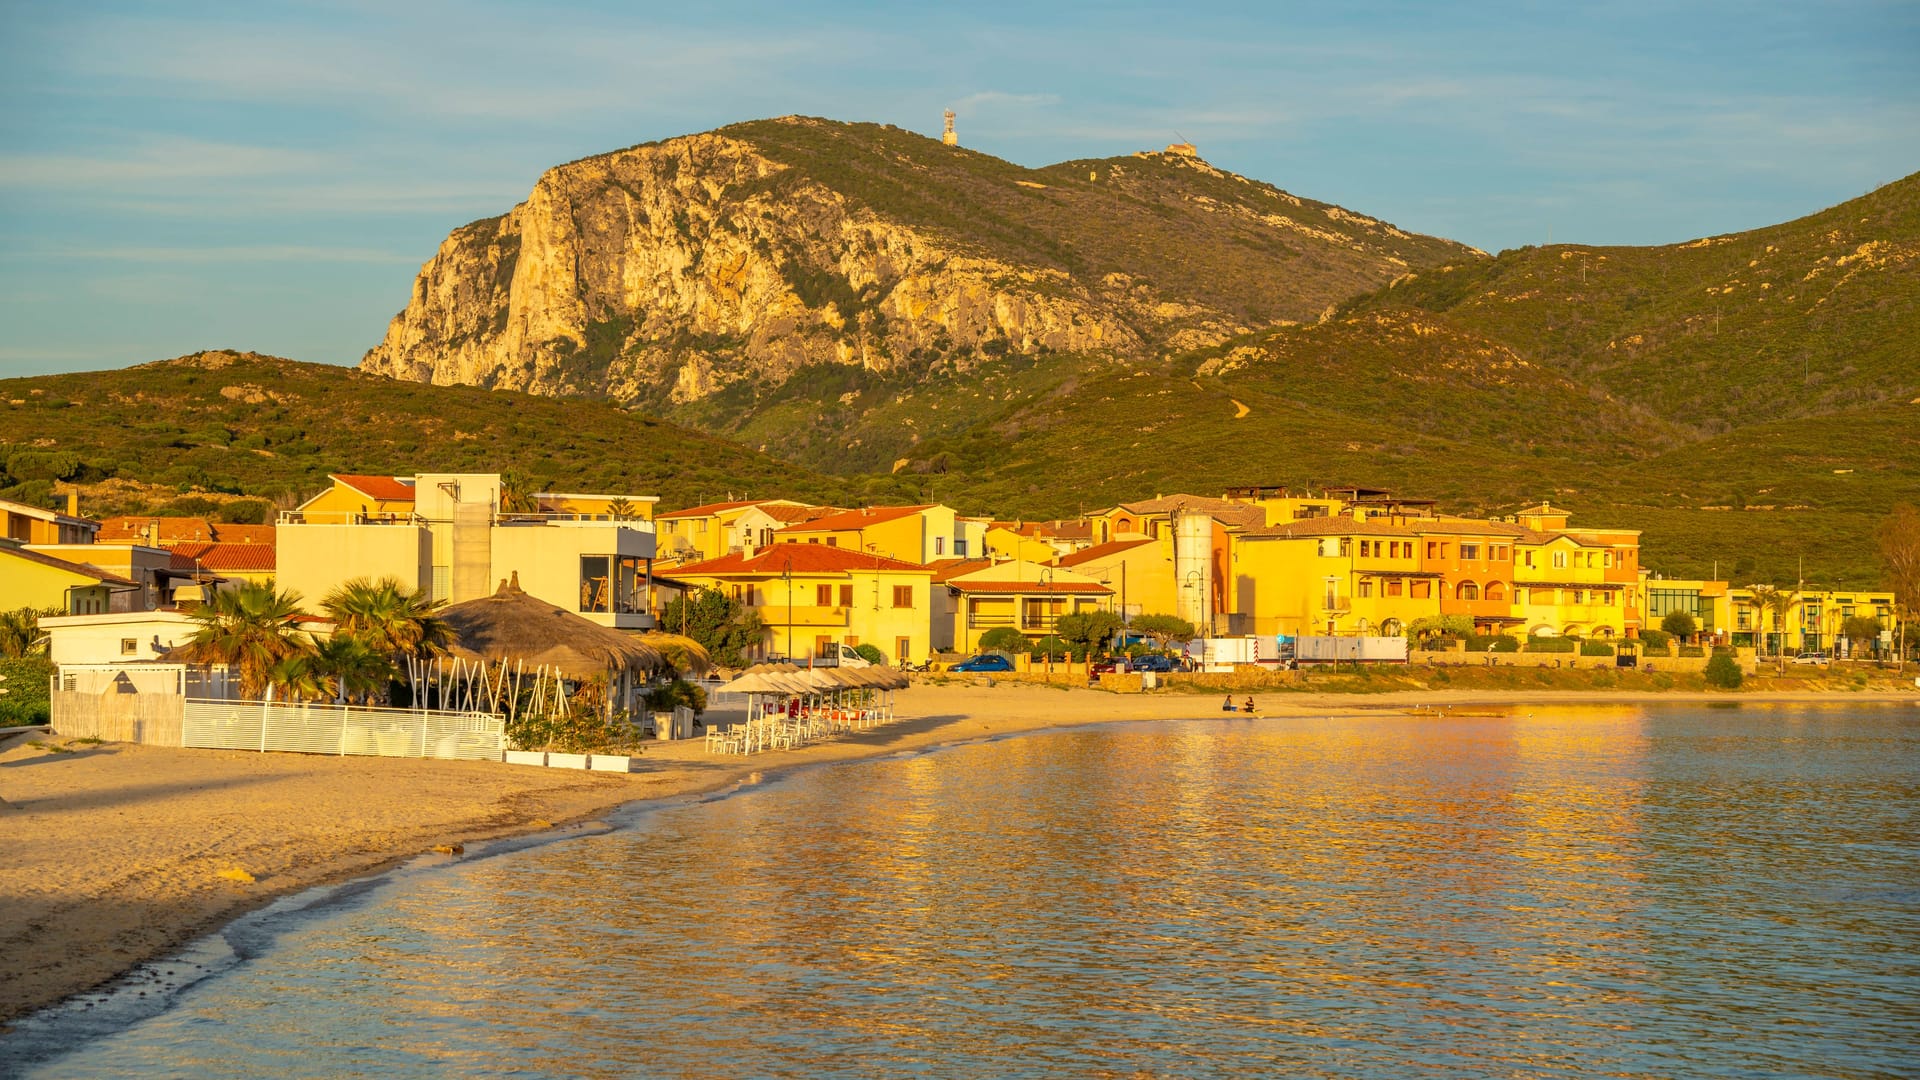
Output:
1347,171,1920,429
0,351,888,517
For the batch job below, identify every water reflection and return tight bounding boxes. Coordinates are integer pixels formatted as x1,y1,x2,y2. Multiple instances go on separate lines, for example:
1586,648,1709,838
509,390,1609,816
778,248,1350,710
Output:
16,704,1919,1079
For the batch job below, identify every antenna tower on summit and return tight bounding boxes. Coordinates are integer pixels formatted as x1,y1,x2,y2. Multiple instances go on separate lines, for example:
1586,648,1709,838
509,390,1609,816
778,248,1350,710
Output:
942,109,957,147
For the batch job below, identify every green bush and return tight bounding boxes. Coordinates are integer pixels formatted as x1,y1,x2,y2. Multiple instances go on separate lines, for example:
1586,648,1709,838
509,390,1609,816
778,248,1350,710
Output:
1677,645,1705,657
1704,653,1743,688
1580,640,1616,656
851,643,886,664
1524,637,1577,653
0,656,53,725
1660,611,1699,638
1031,636,1071,661
1463,634,1520,652
976,627,1031,654
1637,628,1672,650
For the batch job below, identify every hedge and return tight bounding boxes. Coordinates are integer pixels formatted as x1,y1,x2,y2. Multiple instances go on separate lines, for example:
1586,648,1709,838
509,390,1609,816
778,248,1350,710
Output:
1464,634,1520,653
1637,628,1672,650
1580,640,1616,656
1523,637,1577,653
0,655,53,726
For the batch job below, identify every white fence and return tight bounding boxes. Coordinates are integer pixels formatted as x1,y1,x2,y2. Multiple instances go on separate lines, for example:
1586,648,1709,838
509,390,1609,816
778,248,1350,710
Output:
181,698,505,760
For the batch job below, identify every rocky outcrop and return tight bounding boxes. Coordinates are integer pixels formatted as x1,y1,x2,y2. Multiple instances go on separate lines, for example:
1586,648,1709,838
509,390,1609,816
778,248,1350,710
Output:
361,117,1471,406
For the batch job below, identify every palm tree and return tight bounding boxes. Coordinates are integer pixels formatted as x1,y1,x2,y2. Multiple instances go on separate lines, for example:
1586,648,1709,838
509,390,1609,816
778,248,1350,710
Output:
322,577,451,697
180,581,312,698
499,471,542,515
312,633,396,704
1747,584,1800,672
607,497,636,520
266,654,327,703
0,607,58,658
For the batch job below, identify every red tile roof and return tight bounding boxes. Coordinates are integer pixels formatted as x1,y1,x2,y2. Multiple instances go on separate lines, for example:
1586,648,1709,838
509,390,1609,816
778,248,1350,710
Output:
212,524,277,545
332,474,416,502
947,580,1112,595
929,558,993,582
676,545,930,576
1240,517,1415,539
759,503,841,523
171,542,277,572
1056,538,1156,567
775,505,933,533
97,516,218,544
656,499,767,519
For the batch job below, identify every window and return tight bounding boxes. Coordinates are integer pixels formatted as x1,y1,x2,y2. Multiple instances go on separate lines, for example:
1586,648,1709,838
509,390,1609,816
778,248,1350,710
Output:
838,584,854,607
1338,538,1352,557
1486,583,1506,602
1552,551,1567,569
814,635,833,659
1461,544,1479,561
1524,551,1536,568
1604,591,1617,606
815,583,834,606
826,537,839,548
120,638,138,656
1358,579,1373,598
745,584,759,606
1411,580,1433,599
1457,582,1479,601
1359,540,1371,558
896,636,913,663
580,556,611,612
935,537,945,556
1386,579,1404,597
1603,552,1614,568
954,538,968,557
892,585,914,608
1426,541,1438,559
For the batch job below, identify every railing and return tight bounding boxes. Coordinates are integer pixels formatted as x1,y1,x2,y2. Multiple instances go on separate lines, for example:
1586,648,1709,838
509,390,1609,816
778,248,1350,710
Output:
181,698,504,760
278,510,424,526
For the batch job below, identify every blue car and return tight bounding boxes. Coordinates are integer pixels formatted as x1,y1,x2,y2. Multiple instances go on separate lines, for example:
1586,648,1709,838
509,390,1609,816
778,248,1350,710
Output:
949,654,1015,673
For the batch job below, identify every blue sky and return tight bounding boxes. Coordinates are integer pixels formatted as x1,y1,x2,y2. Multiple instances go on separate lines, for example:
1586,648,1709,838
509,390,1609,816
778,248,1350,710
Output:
2,0,1915,377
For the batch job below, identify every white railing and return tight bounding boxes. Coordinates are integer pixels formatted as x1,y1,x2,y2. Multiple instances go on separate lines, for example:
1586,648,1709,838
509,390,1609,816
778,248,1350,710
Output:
181,698,505,760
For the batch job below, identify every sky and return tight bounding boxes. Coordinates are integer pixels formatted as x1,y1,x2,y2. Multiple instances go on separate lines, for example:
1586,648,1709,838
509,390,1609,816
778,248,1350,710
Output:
1,1,1915,377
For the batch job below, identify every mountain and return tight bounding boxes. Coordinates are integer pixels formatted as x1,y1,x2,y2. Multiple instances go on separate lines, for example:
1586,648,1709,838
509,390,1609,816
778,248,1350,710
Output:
0,351,883,518
359,116,1478,404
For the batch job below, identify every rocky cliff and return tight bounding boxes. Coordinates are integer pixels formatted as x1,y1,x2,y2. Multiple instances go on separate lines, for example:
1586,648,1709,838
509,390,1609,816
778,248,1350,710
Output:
361,117,1479,406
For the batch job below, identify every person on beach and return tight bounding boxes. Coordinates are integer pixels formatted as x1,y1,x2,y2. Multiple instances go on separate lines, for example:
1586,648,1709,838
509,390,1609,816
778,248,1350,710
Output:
1221,695,1236,712
1241,697,1256,714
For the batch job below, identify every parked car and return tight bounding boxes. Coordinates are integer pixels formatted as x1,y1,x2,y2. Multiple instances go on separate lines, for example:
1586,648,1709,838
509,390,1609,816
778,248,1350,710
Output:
1792,652,1831,665
949,654,1015,673
1131,654,1181,673
1090,656,1129,675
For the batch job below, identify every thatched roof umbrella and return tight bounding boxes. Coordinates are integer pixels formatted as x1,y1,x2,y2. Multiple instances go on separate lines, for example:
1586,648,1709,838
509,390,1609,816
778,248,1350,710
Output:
640,632,712,677
441,576,665,680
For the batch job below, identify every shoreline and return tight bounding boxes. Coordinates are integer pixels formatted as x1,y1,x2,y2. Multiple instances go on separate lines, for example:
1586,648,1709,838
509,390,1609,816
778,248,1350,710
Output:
3,683,1916,1029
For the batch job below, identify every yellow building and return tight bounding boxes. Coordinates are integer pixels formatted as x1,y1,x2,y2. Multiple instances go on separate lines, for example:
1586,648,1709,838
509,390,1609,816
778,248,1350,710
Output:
674,544,934,665
982,525,1059,565
933,558,1112,653
654,499,817,563
292,474,418,522
0,542,140,614
1728,586,1898,657
1054,537,1177,624
1230,518,1440,638
279,472,659,630
2,495,99,546
773,504,969,564
534,491,658,522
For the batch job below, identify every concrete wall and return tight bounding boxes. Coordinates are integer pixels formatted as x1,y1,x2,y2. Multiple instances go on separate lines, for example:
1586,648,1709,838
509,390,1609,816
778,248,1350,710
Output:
277,523,433,611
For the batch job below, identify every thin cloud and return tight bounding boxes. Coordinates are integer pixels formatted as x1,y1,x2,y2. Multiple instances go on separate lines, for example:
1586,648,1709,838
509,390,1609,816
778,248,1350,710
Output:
19,245,416,265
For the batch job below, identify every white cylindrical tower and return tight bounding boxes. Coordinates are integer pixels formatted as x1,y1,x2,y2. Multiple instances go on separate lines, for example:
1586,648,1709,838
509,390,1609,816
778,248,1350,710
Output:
1173,511,1213,634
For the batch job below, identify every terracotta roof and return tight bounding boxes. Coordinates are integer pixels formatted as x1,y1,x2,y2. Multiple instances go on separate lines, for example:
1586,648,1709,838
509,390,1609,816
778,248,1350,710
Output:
1240,517,1415,539
948,580,1112,595
676,545,929,576
1410,518,1527,537
211,524,277,545
97,516,217,544
656,499,768,519
758,503,840,523
170,542,277,572
929,558,993,582
332,474,416,502
0,545,140,587
1056,538,1156,567
1110,494,1263,529
776,505,934,533
1514,503,1564,517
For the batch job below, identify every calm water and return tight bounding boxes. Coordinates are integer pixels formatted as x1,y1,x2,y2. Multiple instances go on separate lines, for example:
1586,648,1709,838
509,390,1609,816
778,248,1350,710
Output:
9,704,1919,1078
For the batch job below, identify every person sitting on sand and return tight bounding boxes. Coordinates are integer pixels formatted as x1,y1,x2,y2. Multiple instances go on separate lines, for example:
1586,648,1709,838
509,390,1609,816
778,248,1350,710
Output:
1221,695,1236,712
1241,697,1256,714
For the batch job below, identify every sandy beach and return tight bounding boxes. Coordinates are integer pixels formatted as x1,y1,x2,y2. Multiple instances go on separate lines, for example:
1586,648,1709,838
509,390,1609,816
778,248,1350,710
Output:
3,681,1915,1026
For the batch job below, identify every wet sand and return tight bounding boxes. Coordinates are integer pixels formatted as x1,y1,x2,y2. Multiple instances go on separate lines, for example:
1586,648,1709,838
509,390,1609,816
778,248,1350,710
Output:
2,681,1915,1025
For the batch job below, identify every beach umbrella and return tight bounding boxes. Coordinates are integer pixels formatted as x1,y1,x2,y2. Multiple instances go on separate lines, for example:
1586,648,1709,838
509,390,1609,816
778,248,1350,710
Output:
441,576,666,680
640,632,713,677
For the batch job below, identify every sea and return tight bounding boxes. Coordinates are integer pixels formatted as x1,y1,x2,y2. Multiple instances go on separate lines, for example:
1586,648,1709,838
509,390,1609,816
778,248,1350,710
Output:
4,702,1917,1078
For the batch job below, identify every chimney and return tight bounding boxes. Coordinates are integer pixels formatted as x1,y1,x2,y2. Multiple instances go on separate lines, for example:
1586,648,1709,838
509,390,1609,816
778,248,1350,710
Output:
65,491,78,517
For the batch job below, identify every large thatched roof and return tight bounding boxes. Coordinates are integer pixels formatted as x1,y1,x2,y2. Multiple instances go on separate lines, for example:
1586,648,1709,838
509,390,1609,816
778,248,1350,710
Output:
441,576,665,679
